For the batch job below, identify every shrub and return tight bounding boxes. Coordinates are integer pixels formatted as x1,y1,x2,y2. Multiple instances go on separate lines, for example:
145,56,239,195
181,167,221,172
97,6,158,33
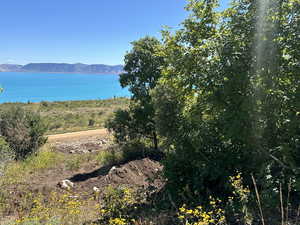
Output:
121,141,164,162
96,149,123,166
88,118,95,127
0,107,48,160
65,156,82,171
0,137,14,176
40,101,49,107
97,186,140,224
2,145,63,185
13,191,85,225
177,198,226,225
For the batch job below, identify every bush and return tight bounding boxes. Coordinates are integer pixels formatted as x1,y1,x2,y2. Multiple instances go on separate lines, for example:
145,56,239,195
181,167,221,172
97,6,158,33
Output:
96,148,123,166
65,156,82,171
121,141,164,162
97,186,140,224
0,107,48,160
96,146,124,166
0,137,14,176
88,118,95,127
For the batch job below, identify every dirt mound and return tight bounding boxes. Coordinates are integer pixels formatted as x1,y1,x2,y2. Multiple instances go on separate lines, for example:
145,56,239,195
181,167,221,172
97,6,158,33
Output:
69,158,164,193
101,158,163,188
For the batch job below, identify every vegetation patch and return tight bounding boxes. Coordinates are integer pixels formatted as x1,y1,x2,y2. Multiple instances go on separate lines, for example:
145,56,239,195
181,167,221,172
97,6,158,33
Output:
0,98,129,135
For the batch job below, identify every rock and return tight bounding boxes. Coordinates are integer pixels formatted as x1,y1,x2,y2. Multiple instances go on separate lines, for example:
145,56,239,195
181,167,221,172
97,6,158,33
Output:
93,186,100,193
109,166,117,174
80,150,89,154
93,186,101,200
99,139,108,145
58,179,74,190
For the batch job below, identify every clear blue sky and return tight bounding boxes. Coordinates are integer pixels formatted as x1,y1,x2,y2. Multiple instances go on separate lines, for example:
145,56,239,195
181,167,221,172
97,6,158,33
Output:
0,0,229,65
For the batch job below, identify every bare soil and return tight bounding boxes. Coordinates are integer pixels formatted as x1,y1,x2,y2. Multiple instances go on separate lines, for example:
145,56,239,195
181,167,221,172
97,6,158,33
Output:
47,129,108,142
1,128,165,224
16,129,163,194
48,128,112,154
69,158,164,193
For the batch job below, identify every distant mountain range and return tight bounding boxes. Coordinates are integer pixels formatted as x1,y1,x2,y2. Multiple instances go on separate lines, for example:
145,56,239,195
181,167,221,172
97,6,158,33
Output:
0,63,124,74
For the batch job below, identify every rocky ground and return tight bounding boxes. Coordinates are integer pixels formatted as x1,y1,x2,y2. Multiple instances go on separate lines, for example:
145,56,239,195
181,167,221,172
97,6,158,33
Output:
1,129,165,224
48,128,111,154
34,129,163,194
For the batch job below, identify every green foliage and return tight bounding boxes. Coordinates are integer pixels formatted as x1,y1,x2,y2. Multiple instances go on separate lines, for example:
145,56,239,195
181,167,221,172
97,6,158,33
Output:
88,118,96,127
106,109,132,143
177,197,226,225
0,107,48,160
96,149,123,166
121,140,164,163
0,137,14,176
2,145,63,184
106,37,164,150
150,0,300,209
65,156,82,171
120,37,164,102
97,186,140,224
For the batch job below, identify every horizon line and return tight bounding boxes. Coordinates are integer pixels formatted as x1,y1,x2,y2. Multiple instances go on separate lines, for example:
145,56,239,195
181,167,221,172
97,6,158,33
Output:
0,62,124,66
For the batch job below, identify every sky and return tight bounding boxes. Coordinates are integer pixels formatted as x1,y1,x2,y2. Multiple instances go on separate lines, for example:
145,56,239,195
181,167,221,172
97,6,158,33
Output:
0,0,229,65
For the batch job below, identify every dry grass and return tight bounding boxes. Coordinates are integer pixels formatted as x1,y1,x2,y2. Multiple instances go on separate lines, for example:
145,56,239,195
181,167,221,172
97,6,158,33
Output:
0,98,129,135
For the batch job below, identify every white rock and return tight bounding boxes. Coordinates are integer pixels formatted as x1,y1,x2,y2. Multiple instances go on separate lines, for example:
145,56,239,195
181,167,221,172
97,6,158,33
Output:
93,186,100,193
81,150,89,154
58,179,74,189
109,166,117,174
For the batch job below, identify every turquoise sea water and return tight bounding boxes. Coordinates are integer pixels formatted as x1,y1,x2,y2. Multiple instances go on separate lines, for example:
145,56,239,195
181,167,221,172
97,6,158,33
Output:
0,72,130,103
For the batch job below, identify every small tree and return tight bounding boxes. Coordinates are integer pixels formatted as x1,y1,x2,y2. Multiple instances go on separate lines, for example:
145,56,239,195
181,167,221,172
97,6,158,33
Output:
0,107,48,160
106,36,164,149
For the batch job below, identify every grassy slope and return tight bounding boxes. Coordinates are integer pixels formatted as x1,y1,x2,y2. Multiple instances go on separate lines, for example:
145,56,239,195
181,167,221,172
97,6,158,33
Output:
0,98,129,135
0,144,106,224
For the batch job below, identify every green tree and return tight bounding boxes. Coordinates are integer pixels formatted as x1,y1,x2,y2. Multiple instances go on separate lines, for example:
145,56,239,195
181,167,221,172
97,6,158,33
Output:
106,36,164,150
152,0,300,206
0,107,48,160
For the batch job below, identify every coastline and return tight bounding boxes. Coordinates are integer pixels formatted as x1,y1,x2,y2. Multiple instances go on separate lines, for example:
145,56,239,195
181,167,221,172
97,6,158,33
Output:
0,71,122,75
0,72,129,103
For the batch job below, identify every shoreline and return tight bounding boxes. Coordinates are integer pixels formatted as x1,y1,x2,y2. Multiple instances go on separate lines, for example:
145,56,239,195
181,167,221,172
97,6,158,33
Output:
0,71,122,75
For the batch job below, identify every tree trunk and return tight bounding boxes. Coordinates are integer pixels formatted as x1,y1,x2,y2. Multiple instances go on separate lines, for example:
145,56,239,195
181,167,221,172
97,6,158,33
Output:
153,131,158,150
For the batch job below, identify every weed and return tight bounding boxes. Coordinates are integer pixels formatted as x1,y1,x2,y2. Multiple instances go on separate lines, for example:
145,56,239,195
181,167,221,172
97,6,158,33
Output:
65,156,82,171
96,149,123,166
1,145,63,185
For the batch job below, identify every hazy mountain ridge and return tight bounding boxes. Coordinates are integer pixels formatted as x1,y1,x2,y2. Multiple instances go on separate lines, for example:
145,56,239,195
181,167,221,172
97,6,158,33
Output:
0,64,23,72
0,63,123,74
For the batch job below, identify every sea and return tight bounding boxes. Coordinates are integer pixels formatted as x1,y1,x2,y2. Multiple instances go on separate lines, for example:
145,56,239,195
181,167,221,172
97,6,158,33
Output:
0,72,130,103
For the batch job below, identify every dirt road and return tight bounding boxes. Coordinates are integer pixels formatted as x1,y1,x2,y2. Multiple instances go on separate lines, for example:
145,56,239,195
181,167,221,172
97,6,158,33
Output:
47,128,108,142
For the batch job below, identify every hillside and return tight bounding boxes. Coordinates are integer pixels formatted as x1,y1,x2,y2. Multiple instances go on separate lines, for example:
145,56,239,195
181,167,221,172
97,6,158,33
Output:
0,63,123,74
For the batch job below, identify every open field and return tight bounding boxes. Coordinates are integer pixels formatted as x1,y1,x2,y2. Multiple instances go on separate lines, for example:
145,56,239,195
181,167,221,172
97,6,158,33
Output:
0,98,129,135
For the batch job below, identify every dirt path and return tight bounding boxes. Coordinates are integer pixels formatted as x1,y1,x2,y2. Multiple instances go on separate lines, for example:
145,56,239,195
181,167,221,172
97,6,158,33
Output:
47,128,108,142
